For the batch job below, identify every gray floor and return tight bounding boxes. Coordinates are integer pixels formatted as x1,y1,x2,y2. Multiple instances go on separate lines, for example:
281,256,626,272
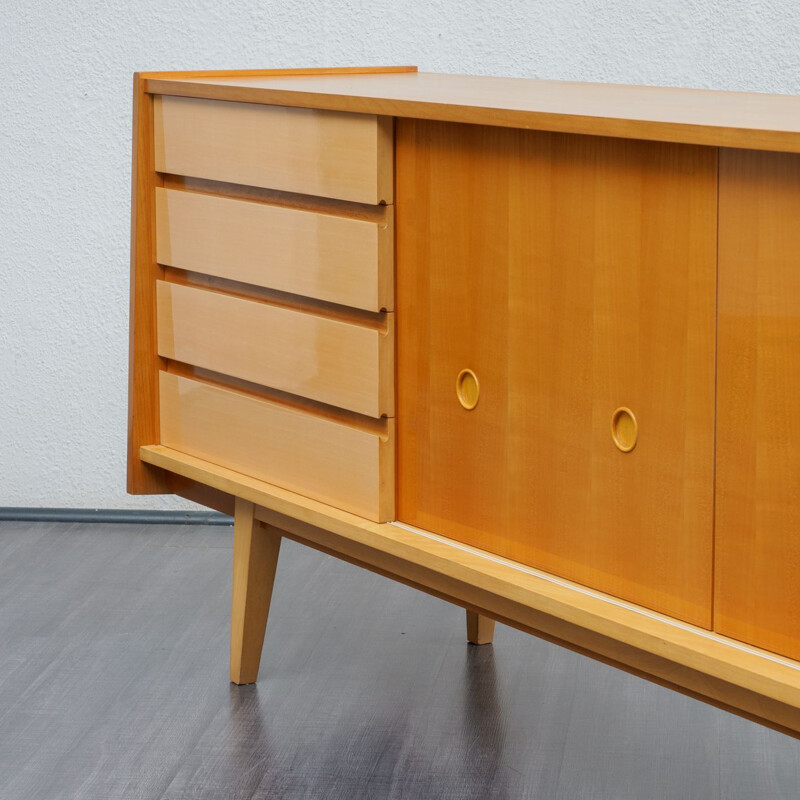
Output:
1,522,799,800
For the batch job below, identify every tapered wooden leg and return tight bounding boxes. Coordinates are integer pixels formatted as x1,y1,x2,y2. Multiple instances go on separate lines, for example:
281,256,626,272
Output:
230,498,282,685
466,609,495,645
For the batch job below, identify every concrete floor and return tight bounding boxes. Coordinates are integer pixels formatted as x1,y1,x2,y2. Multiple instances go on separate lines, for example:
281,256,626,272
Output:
1,520,798,799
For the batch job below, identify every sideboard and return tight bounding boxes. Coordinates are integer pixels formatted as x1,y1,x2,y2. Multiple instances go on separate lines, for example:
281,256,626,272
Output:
128,66,800,736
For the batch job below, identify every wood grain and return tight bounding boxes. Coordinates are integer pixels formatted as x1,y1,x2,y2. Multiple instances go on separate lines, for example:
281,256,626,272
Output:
715,149,800,661
127,73,168,494
164,266,388,329
161,174,392,221
396,120,717,626
139,444,800,736
163,471,235,515
230,498,282,684
155,187,393,311
146,71,800,154
157,281,394,417
158,372,395,522
138,65,417,80
154,95,393,204
164,360,390,435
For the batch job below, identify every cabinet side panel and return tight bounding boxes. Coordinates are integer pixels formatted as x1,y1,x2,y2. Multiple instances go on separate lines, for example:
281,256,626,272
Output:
128,76,168,494
715,149,800,660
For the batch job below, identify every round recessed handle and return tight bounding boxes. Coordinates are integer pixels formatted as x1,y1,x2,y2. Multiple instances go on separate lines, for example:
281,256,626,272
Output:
456,369,480,410
611,406,638,452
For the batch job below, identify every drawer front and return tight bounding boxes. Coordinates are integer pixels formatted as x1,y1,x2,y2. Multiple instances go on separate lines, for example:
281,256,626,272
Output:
155,188,393,311
159,372,394,521
156,281,394,418
153,95,393,204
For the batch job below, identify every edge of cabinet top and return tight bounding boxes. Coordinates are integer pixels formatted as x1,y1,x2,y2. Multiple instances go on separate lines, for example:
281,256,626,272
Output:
142,67,800,153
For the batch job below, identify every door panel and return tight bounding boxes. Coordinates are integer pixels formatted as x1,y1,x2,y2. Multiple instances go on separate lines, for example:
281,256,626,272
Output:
715,149,800,659
396,120,717,626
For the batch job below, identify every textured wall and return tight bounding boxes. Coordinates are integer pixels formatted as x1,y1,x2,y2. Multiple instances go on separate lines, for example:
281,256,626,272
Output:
2,0,799,508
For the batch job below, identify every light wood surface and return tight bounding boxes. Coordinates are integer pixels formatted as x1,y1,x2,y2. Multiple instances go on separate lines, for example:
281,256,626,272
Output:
161,175,392,221
164,266,390,329
138,65,417,80
164,471,235,516
128,74,168,494
138,445,800,736
146,71,800,154
396,120,717,626
156,187,394,311
715,149,800,661
156,281,394,418
466,610,495,645
158,372,395,521
164,361,390,434
230,498,282,684
154,95,393,204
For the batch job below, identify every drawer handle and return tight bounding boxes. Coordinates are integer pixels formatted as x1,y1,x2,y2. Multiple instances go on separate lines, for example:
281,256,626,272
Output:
611,407,638,452
456,369,480,410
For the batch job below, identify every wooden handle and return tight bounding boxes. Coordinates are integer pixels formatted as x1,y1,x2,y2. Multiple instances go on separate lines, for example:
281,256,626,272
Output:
456,369,480,410
611,406,638,452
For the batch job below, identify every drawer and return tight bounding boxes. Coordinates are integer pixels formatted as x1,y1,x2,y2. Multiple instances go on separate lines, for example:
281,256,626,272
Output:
159,372,395,522
156,281,394,418
153,95,393,204
155,188,393,311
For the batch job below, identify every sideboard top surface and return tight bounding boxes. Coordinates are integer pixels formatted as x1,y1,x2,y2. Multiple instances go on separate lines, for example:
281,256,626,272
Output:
143,68,800,153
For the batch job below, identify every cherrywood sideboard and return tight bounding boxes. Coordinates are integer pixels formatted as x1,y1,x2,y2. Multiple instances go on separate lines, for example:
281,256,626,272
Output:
128,66,800,736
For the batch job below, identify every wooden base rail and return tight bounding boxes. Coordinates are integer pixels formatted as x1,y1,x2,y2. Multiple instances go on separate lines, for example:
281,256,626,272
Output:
141,445,800,738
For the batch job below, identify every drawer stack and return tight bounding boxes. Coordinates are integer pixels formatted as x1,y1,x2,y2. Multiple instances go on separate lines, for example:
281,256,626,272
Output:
151,95,395,521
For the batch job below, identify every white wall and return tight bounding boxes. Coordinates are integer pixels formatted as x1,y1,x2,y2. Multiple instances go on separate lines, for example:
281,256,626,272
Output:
2,0,799,508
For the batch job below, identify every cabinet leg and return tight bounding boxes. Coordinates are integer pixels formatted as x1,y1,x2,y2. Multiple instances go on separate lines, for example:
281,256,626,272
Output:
466,609,496,645
230,498,282,685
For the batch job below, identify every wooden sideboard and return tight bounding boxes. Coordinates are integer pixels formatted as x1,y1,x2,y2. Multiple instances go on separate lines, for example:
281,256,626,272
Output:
128,66,800,736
